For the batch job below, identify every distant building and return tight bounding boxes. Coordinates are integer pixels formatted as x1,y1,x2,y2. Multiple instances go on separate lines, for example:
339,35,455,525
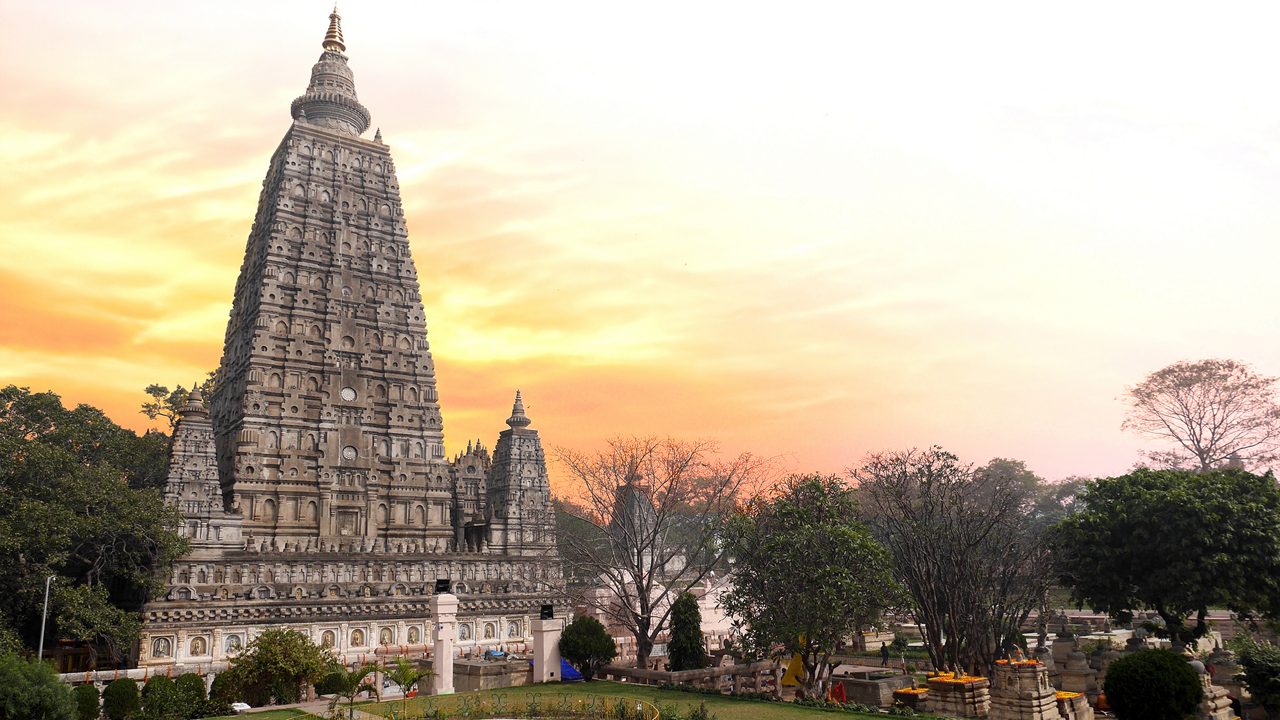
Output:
139,9,562,667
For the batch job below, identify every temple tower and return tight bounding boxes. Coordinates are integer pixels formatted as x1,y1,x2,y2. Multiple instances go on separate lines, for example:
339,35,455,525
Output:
486,391,557,555
139,8,564,671
163,387,243,552
208,7,452,552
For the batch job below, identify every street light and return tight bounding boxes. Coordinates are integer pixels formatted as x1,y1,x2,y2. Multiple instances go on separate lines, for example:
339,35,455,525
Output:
37,575,54,662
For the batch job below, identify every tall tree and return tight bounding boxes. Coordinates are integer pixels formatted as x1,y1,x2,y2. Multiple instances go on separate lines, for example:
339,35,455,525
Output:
1051,468,1280,650
721,474,901,696
0,386,187,663
555,437,771,668
1124,358,1280,472
854,449,1054,674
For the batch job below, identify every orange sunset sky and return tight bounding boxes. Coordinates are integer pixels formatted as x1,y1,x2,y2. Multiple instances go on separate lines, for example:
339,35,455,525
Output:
6,1,1280,484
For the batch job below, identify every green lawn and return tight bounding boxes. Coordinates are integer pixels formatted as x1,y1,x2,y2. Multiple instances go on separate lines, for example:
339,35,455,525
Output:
205,710,320,720
363,680,938,720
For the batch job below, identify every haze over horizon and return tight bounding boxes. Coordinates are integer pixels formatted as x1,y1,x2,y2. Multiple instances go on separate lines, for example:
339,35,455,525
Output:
6,1,1280,486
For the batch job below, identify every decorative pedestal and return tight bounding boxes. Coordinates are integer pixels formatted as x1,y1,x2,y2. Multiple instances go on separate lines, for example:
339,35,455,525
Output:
430,593,457,695
892,687,929,711
1059,651,1099,704
1055,691,1094,720
988,661,1060,720
531,617,565,684
927,674,991,718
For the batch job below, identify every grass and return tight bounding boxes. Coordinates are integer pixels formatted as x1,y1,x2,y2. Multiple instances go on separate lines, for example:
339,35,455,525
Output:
363,680,936,720
205,710,321,720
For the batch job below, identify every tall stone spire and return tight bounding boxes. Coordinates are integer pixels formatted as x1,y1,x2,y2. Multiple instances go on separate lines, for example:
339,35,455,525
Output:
290,6,371,135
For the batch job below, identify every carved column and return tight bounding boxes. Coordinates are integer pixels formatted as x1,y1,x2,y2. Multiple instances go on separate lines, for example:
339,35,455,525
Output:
430,593,457,695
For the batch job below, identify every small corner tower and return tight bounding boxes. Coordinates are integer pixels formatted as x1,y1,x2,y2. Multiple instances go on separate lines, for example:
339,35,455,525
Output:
486,391,556,555
163,386,243,550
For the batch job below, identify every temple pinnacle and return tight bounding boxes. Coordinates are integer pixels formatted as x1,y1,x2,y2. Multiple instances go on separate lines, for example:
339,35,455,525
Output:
323,5,346,53
506,390,531,428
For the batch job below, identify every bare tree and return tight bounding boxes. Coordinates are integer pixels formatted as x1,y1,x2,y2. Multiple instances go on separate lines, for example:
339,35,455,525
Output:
555,437,771,668
854,448,1054,675
1124,359,1280,472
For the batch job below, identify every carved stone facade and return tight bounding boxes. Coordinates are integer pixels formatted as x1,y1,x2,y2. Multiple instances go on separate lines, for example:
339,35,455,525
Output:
139,9,563,667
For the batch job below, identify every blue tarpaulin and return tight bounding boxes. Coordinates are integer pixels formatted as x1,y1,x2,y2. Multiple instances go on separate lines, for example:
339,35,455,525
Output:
530,658,584,682
560,659,584,681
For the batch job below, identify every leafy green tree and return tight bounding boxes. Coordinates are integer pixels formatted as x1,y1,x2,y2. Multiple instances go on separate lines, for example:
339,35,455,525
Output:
1103,649,1202,720
102,678,139,720
560,616,617,680
321,662,379,719
0,653,76,720
0,387,187,662
1051,468,1280,649
384,657,429,715
225,628,329,706
721,474,901,695
72,683,99,720
1236,637,1280,718
140,677,180,720
668,592,707,671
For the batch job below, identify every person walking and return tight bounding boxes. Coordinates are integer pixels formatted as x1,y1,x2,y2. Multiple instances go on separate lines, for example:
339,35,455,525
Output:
880,642,890,667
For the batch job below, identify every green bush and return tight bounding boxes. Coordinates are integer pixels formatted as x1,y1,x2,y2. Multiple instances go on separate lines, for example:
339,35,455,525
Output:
668,592,707,672
72,684,99,720
173,674,205,707
0,653,76,720
140,677,180,720
1103,649,1203,720
102,679,139,720
559,616,617,681
1238,638,1280,717
208,671,238,706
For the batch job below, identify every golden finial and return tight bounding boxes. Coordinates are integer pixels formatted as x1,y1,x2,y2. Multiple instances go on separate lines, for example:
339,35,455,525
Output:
323,5,346,53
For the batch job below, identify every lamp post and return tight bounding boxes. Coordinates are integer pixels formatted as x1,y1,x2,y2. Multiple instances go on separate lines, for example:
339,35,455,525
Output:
37,575,54,662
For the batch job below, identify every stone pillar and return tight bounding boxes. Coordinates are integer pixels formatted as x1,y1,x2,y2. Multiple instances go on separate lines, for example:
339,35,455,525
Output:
531,617,565,683
430,593,457,695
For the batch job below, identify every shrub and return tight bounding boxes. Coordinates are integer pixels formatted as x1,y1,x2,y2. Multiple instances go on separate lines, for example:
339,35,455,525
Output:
668,592,707,672
559,616,617,681
0,653,76,720
73,684,100,720
1238,638,1280,717
208,671,238,705
173,674,205,707
140,677,181,720
1103,649,1203,720
102,679,140,720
